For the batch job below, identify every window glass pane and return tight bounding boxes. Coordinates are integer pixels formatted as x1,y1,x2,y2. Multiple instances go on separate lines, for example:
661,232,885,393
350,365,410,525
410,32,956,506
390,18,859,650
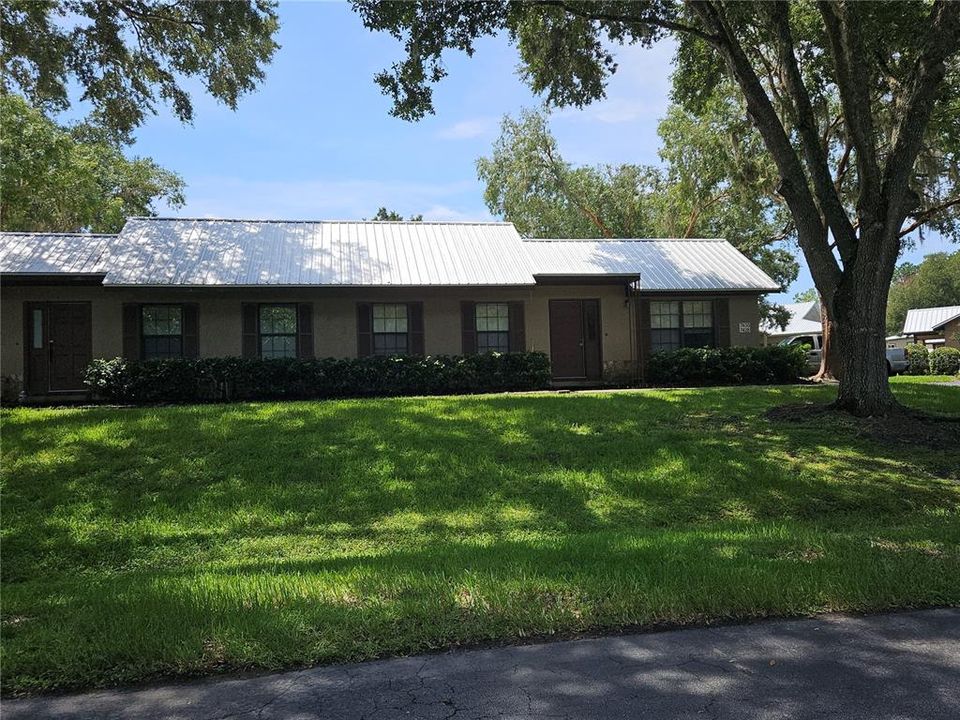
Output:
373,333,408,356
477,331,510,353
32,309,43,349
651,328,681,353
144,336,183,360
142,305,182,336
261,335,296,359
475,303,509,332
682,301,712,328
372,304,407,333
259,305,296,334
682,329,714,348
650,301,680,329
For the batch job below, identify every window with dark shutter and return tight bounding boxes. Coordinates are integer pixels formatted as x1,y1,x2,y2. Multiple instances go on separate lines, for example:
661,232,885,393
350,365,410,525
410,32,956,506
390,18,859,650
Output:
258,304,298,359
141,305,184,359
371,303,409,355
475,302,510,353
461,301,477,354
508,301,525,352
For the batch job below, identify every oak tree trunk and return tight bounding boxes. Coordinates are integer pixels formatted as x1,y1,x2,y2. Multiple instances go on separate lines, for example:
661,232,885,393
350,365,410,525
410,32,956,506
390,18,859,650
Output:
811,298,840,381
829,231,899,416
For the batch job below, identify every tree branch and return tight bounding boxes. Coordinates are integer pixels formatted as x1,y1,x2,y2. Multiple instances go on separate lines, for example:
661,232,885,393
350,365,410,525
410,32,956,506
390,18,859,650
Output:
687,0,841,294
817,1,883,220
767,1,857,264
898,195,960,237
544,1,721,45
883,1,960,233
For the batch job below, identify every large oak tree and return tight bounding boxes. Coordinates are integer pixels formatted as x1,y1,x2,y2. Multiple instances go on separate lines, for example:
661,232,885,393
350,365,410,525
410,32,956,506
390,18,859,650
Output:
352,0,960,415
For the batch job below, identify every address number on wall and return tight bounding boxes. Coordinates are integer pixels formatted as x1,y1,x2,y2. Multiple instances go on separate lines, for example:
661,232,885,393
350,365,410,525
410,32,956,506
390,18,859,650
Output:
738,322,751,334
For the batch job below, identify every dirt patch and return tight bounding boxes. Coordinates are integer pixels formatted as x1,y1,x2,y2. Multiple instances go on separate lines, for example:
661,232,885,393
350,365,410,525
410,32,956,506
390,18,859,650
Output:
766,402,960,451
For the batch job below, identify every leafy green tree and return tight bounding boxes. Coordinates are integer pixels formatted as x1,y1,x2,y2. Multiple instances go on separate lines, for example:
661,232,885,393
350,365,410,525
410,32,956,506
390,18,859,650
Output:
1,0,279,136
0,94,184,232
370,207,424,221
886,252,960,334
476,107,797,325
352,1,960,415
477,109,658,239
793,288,819,303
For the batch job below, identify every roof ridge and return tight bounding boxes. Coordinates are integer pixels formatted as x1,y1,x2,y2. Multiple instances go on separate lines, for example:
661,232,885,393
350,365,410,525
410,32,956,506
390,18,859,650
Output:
126,216,512,226
0,232,117,237
521,237,726,242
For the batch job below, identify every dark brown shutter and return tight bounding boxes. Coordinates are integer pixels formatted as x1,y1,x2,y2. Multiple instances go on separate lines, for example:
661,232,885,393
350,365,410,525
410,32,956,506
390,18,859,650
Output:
408,302,425,356
715,298,731,347
461,301,477,354
357,303,372,357
297,303,314,359
182,303,199,359
241,303,258,358
122,303,141,360
637,298,651,381
508,301,526,352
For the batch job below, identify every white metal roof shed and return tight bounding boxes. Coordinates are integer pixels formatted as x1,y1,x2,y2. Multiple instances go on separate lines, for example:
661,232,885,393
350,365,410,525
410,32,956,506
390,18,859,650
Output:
760,301,823,337
522,238,780,292
902,305,960,334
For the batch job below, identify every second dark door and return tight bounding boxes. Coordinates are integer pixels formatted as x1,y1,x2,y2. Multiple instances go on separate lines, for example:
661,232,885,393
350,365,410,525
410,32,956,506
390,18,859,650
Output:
548,299,602,381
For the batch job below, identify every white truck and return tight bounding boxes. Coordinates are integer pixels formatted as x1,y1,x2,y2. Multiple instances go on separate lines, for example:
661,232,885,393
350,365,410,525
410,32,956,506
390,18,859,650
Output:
779,334,909,375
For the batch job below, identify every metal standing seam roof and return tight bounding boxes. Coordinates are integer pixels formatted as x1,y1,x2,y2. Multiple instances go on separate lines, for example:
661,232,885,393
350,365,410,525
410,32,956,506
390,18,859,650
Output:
522,238,781,292
0,232,116,275
902,305,960,334
102,218,537,286
760,300,823,336
1,221,782,292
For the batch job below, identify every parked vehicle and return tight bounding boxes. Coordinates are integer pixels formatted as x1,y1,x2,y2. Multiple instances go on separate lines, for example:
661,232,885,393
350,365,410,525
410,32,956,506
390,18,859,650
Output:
779,334,909,375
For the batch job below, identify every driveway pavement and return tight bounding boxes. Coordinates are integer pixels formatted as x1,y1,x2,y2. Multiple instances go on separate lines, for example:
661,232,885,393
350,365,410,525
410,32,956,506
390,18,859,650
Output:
5,608,959,720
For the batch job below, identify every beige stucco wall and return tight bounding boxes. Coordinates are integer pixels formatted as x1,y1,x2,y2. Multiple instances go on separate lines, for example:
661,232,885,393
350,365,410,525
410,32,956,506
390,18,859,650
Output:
1,283,763,394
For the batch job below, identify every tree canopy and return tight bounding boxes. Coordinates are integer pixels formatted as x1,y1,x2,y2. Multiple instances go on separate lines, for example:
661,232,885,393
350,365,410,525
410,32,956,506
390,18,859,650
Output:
886,251,960,334
1,0,280,137
0,94,184,232
353,0,960,414
370,207,424,221
476,106,797,324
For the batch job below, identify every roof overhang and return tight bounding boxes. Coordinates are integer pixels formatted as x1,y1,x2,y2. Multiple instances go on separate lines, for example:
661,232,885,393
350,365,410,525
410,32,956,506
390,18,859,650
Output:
1,273,106,286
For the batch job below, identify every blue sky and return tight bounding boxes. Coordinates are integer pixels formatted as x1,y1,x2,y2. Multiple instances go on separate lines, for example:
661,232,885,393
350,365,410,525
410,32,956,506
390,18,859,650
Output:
121,1,952,304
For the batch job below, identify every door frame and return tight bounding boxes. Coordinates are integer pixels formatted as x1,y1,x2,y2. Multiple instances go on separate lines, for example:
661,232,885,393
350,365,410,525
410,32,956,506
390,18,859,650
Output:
548,298,603,381
23,301,93,394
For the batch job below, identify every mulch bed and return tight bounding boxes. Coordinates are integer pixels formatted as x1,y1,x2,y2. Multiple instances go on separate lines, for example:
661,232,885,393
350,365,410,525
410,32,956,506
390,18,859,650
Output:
766,402,960,451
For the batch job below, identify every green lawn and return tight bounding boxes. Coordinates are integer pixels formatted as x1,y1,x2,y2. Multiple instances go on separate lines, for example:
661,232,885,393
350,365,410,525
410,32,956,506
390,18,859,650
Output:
2,380,959,695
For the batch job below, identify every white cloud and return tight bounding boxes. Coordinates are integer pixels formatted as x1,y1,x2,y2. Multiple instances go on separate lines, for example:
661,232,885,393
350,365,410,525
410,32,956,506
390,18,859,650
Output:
437,117,497,140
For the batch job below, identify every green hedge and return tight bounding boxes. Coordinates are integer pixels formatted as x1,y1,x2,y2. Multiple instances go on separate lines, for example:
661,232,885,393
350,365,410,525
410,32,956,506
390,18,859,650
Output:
646,345,807,386
905,343,930,375
85,353,552,404
928,347,960,375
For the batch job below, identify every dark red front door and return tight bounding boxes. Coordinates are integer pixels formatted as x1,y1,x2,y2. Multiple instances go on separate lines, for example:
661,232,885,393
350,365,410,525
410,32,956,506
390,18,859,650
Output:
548,299,602,381
24,302,92,393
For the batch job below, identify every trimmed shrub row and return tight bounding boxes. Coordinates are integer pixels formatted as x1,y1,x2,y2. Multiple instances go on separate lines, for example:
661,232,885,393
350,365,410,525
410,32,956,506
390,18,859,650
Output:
646,345,808,387
905,343,960,375
85,353,552,403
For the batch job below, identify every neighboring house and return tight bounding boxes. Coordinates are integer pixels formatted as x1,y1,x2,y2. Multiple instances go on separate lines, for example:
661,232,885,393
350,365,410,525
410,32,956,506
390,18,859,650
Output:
902,305,960,348
0,218,778,399
760,300,822,346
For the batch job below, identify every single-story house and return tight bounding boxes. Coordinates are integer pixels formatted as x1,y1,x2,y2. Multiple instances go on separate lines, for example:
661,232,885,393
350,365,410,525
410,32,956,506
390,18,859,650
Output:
0,218,779,399
760,300,822,346
902,305,960,348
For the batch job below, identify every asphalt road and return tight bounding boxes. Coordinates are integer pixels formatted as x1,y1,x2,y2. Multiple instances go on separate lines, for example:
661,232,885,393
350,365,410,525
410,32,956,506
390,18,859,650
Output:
5,608,959,719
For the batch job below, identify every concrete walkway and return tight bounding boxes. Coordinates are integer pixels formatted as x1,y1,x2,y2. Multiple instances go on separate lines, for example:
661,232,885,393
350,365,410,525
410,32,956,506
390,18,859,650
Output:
6,609,959,720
